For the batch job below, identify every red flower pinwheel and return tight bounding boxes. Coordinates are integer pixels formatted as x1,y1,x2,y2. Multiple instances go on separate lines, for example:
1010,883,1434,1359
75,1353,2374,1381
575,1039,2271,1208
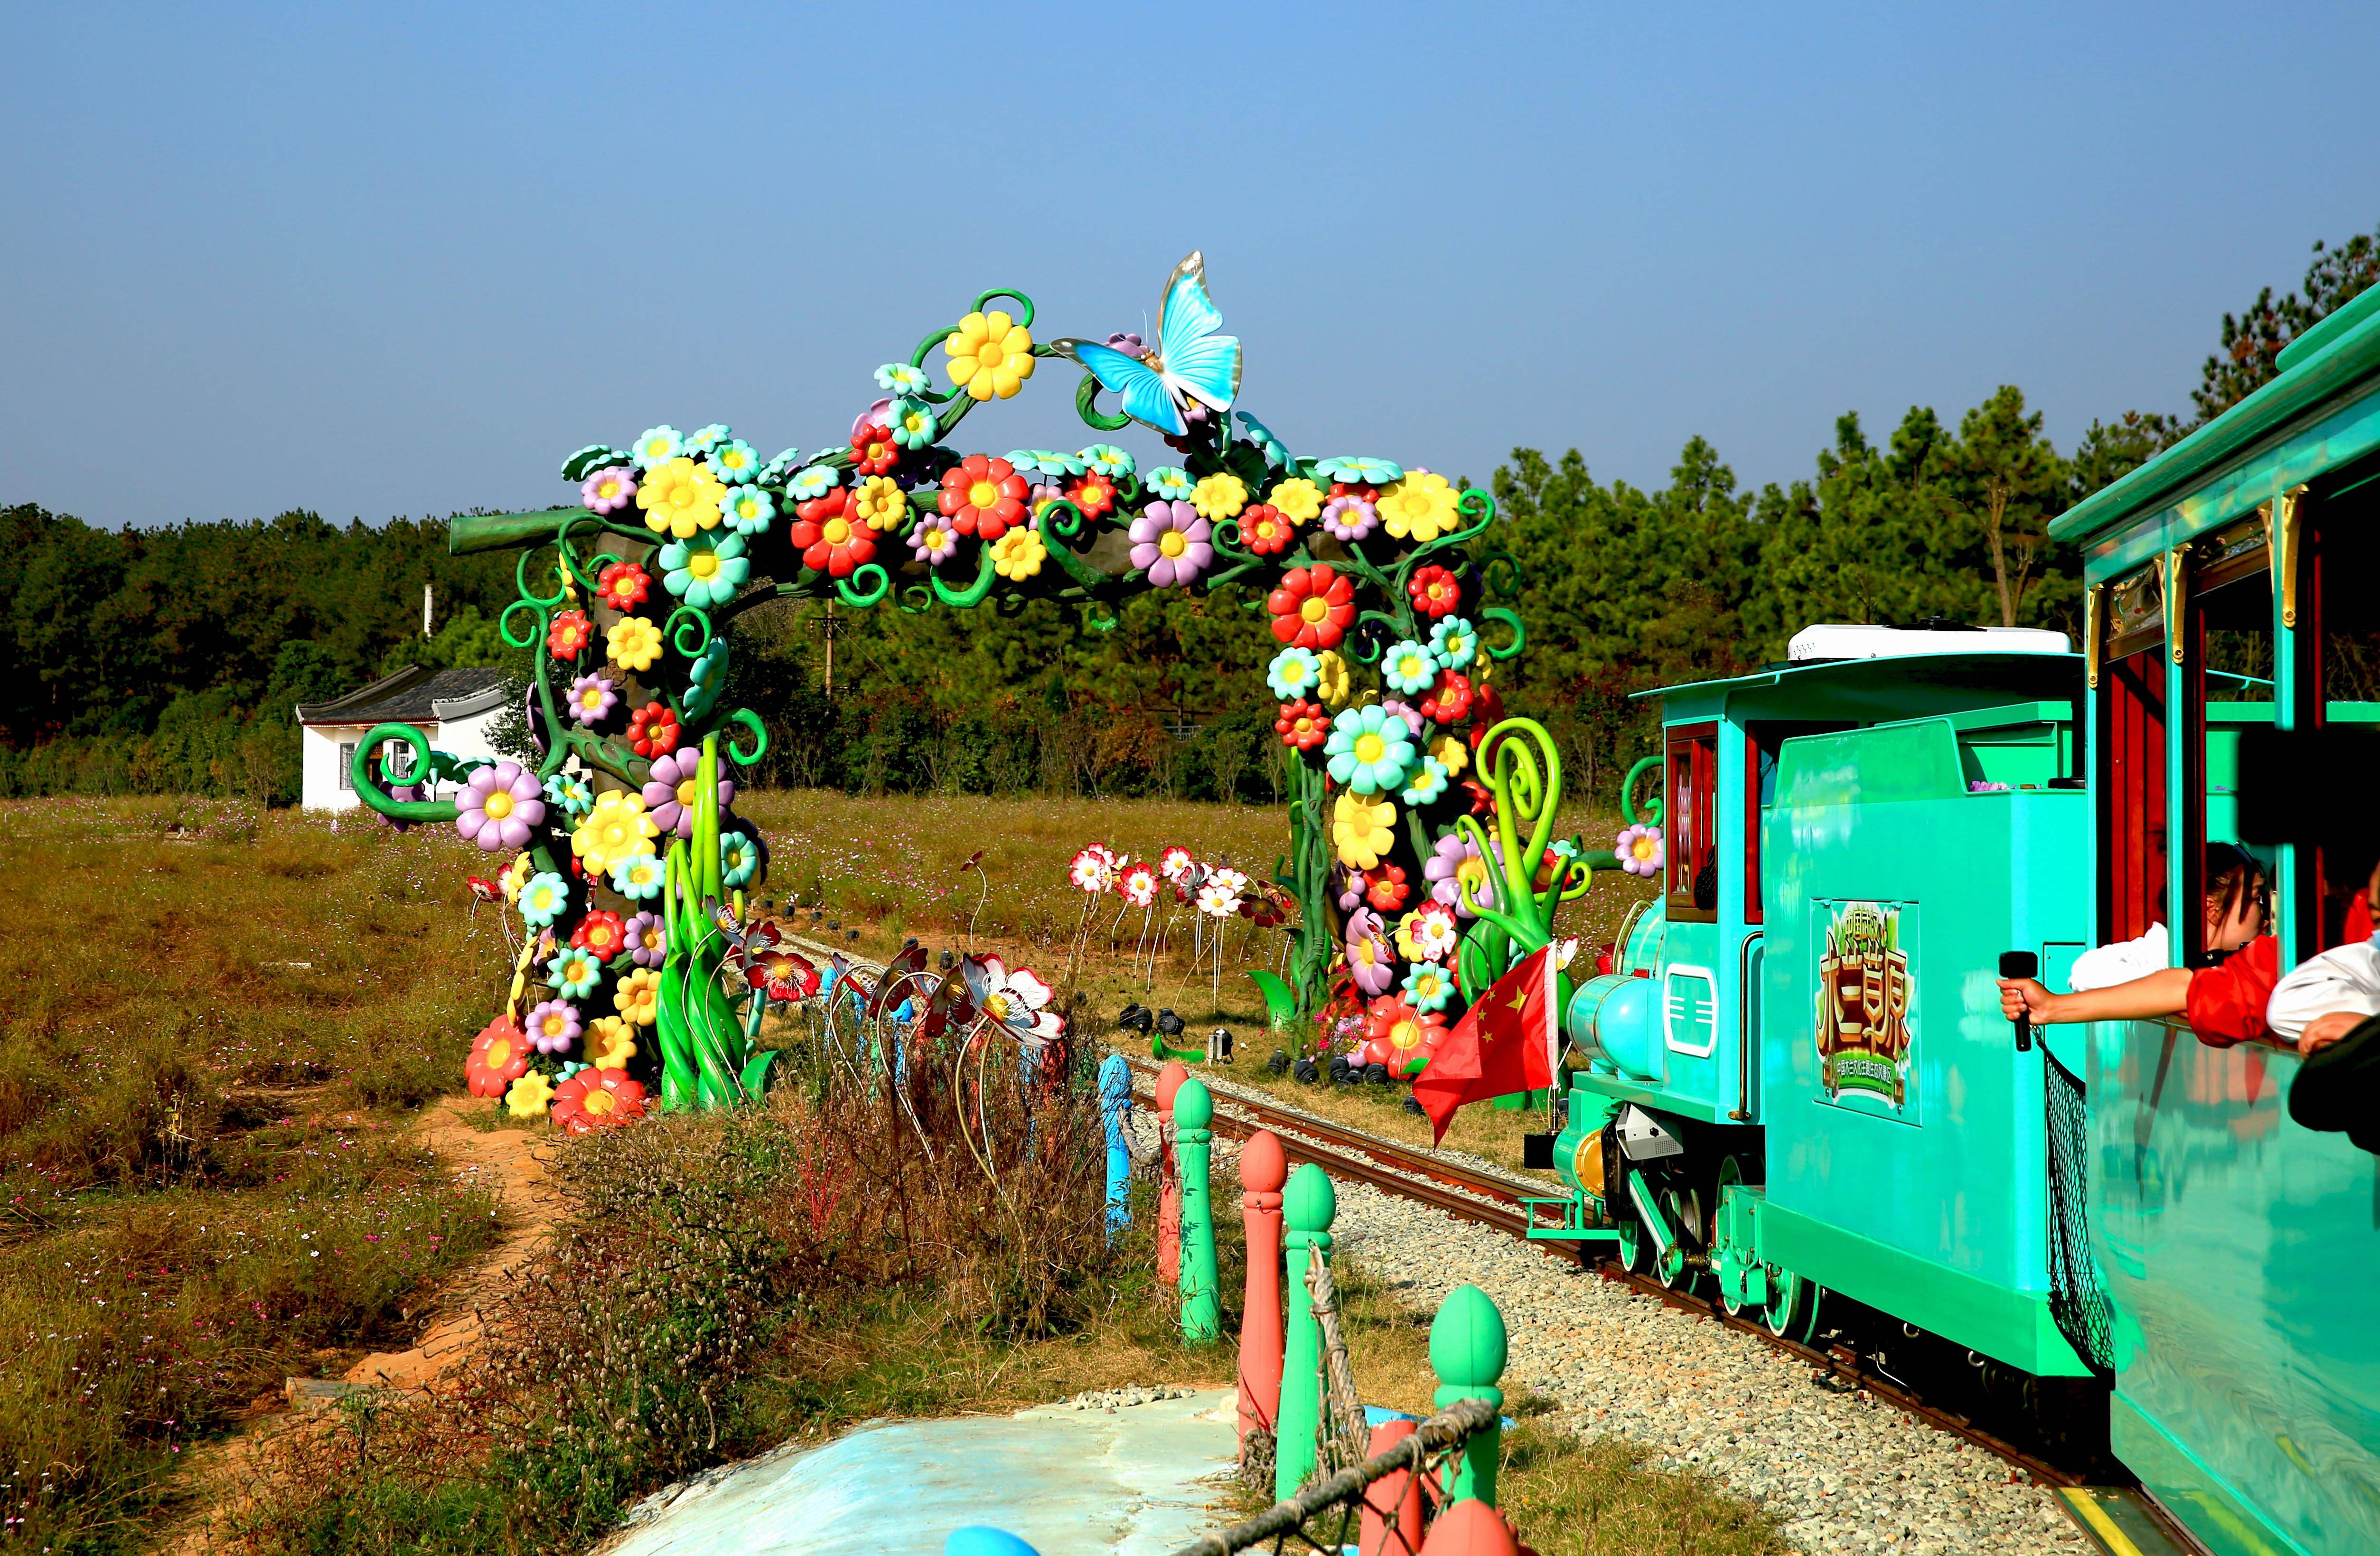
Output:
939,454,1029,540
548,609,594,659
1408,565,1462,619
627,701,681,758
550,1068,648,1135
596,561,651,612
571,909,625,960
1275,699,1329,750
789,488,879,577
1240,503,1293,556
1067,471,1115,521
849,422,900,476
1364,862,1411,913
465,1015,529,1098
1267,564,1355,649
1420,669,1473,725
745,943,821,1003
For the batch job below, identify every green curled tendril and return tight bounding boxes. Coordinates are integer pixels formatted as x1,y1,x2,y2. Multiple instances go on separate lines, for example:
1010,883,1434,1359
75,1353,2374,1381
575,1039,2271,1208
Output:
972,287,1034,329
1075,374,1133,433
726,708,768,766
1042,497,1086,543
1620,755,1664,828
837,563,890,608
514,548,570,611
349,722,460,825
664,605,713,659
1479,606,1526,660
898,582,936,614
498,598,548,651
932,547,996,608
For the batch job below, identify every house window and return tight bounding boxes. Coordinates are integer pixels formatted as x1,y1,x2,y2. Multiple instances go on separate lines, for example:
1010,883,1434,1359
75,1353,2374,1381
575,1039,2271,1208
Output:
1665,722,1719,922
385,740,416,781
337,741,357,791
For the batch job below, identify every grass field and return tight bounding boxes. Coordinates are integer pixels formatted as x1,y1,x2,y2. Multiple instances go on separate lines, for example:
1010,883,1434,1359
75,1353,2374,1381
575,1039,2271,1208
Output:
0,791,1762,1556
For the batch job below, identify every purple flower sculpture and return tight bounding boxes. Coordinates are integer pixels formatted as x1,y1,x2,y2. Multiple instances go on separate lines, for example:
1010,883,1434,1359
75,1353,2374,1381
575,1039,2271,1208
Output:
581,466,637,514
1425,832,1498,918
1104,331,1145,356
566,673,618,727
1335,863,1364,912
1128,500,1213,588
1344,908,1395,996
623,910,665,967
1379,699,1426,738
524,999,581,1055
1613,823,1665,878
455,759,545,852
641,749,735,839
1321,495,1378,542
907,514,959,565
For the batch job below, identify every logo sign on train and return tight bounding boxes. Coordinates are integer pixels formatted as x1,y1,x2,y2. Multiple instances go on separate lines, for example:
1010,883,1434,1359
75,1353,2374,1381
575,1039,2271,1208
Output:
1814,900,1915,1113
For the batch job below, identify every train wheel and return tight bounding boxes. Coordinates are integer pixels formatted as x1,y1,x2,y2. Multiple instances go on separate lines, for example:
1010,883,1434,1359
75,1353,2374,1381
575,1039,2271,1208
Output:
1764,1268,1822,1344
1713,1156,1748,1316
1614,1212,1651,1274
1656,1184,1702,1291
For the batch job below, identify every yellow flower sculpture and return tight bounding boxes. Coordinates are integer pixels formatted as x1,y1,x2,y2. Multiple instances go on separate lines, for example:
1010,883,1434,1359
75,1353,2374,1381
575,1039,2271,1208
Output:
1377,472,1460,544
614,967,661,1027
500,850,535,903
1333,792,1396,870
1190,472,1247,521
944,309,1036,401
505,1070,555,1119
1429,732,1469,777
853,475,908,532
572,790,658,878
607,615,664,672
991,526,1048,581
1315,650,1352,708
583,1016,638,1070
1267,478,1323,524
636,456,728,539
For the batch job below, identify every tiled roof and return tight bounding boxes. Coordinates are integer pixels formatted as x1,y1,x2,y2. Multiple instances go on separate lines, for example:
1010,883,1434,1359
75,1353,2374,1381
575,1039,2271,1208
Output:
296,665,514,726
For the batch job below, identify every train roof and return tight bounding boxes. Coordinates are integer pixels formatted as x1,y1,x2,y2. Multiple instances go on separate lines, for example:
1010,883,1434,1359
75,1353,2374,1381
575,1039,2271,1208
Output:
2050,280,2380,576
1638,650,2084,722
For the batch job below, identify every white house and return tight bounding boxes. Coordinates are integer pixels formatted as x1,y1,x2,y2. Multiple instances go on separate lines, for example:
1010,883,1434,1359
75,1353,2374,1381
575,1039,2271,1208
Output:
296,665,516,812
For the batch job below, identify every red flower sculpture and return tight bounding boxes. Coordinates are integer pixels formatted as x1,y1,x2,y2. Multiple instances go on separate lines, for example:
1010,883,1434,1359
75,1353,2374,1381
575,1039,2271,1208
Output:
1363,862,1411,913
1408,565,1462,619
1067,471,1115,521
1240,503,1293,556
550,1068,648,1135
547,609,594,659
1266,564,1355,649
1364,994,1446,1071
1462,777,1496,815
1472,683,1506,729
1420,669,1473,725
746,944,821,1003
848,422,900,476
628,701,681,758
1328,481,1380,504
939,454,1029,540
1274,699,1330,751
595,562,650,613
571,909,626,959
789,488,880,577
465,1015,529,1098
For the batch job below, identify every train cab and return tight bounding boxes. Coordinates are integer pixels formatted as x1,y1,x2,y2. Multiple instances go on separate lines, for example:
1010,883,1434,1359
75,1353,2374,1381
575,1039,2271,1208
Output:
2051,286,2380,1556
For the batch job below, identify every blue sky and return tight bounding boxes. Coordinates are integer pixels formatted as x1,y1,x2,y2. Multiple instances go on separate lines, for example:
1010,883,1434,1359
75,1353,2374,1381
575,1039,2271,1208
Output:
6,1,2378,529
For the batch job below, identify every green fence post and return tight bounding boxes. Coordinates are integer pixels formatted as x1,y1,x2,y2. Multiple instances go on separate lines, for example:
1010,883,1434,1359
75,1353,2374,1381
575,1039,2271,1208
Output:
1430,1284,1508,1507
1274,1162,1336,1500
1175,1078,1220,1345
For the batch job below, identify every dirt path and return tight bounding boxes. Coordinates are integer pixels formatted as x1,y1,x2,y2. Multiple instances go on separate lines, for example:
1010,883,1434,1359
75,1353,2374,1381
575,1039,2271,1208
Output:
166,1095,564,1551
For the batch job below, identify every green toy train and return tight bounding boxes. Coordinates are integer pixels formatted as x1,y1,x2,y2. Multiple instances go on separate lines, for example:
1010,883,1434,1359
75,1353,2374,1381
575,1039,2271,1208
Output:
1538,285,2380,1556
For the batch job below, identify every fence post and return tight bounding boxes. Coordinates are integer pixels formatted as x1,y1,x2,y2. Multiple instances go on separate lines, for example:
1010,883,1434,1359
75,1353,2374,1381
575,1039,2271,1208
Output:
1429,1284,1508,1508
1274,1161,1336,1501
1237,1129,1287,1446
1097,1053,1132,1239
1359,1419,1424,1556
1174,1078,1220,1344
1156,1061,1188,1286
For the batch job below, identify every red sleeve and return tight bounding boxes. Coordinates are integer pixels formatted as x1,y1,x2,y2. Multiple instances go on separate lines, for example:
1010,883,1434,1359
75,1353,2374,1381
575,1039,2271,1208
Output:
2185,936,2279,1047
2349,894,2372,943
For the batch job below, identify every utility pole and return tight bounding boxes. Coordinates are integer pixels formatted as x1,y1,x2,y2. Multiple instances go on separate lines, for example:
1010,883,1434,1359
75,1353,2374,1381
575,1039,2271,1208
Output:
422,583,433,639
811,599,845,697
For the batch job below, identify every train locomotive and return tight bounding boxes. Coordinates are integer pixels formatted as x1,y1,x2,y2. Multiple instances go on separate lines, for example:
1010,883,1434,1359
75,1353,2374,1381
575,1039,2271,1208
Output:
1533,283,2380,1556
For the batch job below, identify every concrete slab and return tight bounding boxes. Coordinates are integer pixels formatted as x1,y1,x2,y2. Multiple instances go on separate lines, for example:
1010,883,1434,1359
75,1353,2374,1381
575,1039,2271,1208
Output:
604,1389,1241,1556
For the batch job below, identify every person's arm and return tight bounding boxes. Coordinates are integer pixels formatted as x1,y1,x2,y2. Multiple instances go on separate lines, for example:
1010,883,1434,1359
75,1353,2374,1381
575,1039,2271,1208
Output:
1997,968,2193,1024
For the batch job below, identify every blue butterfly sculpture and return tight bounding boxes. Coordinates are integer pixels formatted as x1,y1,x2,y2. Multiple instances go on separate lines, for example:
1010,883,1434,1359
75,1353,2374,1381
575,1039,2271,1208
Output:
1052,252,1243,438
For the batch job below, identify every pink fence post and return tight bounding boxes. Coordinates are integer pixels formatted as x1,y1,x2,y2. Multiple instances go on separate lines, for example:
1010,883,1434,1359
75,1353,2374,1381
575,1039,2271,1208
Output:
1156,1061,1187,1287
1360,1420,1423,1556
1237,1129,1287,1446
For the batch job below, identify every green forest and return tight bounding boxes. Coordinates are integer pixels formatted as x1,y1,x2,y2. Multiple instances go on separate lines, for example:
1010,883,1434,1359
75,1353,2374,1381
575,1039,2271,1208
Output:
4,226,2372,807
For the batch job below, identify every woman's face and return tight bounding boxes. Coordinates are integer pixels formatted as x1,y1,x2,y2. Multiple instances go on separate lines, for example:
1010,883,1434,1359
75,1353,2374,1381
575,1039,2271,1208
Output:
2204,877,2268,953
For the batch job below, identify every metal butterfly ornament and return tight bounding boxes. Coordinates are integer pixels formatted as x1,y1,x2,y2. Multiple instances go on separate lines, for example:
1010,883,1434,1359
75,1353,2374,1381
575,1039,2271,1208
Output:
1052,252,1243,438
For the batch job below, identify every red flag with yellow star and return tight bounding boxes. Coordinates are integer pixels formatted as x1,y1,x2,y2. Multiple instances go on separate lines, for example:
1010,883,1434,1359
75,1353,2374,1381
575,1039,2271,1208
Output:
1414,945,1556,1144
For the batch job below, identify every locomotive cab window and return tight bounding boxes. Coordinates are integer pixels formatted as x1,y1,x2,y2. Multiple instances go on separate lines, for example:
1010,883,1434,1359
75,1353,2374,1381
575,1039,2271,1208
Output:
1743,722,1852,925
1666,722,1719,922
2099,563,2168,949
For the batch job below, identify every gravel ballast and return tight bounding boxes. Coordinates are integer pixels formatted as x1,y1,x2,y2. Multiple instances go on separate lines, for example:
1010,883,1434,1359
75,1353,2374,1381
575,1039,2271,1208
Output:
1326,1180,2087,1555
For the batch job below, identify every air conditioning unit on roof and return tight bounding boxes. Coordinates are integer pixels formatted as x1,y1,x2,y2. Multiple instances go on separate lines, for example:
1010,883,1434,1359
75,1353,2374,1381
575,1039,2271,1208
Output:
1787,623,2070,662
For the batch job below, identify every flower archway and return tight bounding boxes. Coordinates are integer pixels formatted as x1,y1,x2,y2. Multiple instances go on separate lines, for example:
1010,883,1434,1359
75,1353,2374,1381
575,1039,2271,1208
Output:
352,253,1615,1121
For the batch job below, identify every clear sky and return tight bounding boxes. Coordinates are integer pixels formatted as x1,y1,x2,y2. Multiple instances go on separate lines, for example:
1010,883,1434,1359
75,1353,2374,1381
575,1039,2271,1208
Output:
7,2,2378,530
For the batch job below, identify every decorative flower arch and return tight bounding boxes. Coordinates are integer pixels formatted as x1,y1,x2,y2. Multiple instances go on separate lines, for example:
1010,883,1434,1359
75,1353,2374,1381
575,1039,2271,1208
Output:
351,254,1617,1117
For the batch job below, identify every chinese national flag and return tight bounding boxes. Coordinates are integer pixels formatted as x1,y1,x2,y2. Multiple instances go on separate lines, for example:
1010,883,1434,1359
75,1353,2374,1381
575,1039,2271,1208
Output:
1414,946,1557,1144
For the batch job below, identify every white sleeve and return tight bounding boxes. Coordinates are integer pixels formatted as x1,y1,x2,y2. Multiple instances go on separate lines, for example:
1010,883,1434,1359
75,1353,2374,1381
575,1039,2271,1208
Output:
2265,943,2380,1041
2065,924,2168,993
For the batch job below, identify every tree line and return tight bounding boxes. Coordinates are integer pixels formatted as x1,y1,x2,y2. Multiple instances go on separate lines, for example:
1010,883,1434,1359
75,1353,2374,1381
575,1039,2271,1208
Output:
3,225,2372,806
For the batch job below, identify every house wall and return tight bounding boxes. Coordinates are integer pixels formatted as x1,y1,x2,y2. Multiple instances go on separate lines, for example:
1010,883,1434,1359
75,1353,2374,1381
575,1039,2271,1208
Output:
298,715,506,811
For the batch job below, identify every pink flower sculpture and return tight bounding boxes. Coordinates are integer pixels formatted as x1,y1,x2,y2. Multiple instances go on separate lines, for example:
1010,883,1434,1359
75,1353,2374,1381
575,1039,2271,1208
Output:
1615,824,1664,879
455,760,545,852
1128,500,1213,588
1344,907,1395,996
641,749,735,839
